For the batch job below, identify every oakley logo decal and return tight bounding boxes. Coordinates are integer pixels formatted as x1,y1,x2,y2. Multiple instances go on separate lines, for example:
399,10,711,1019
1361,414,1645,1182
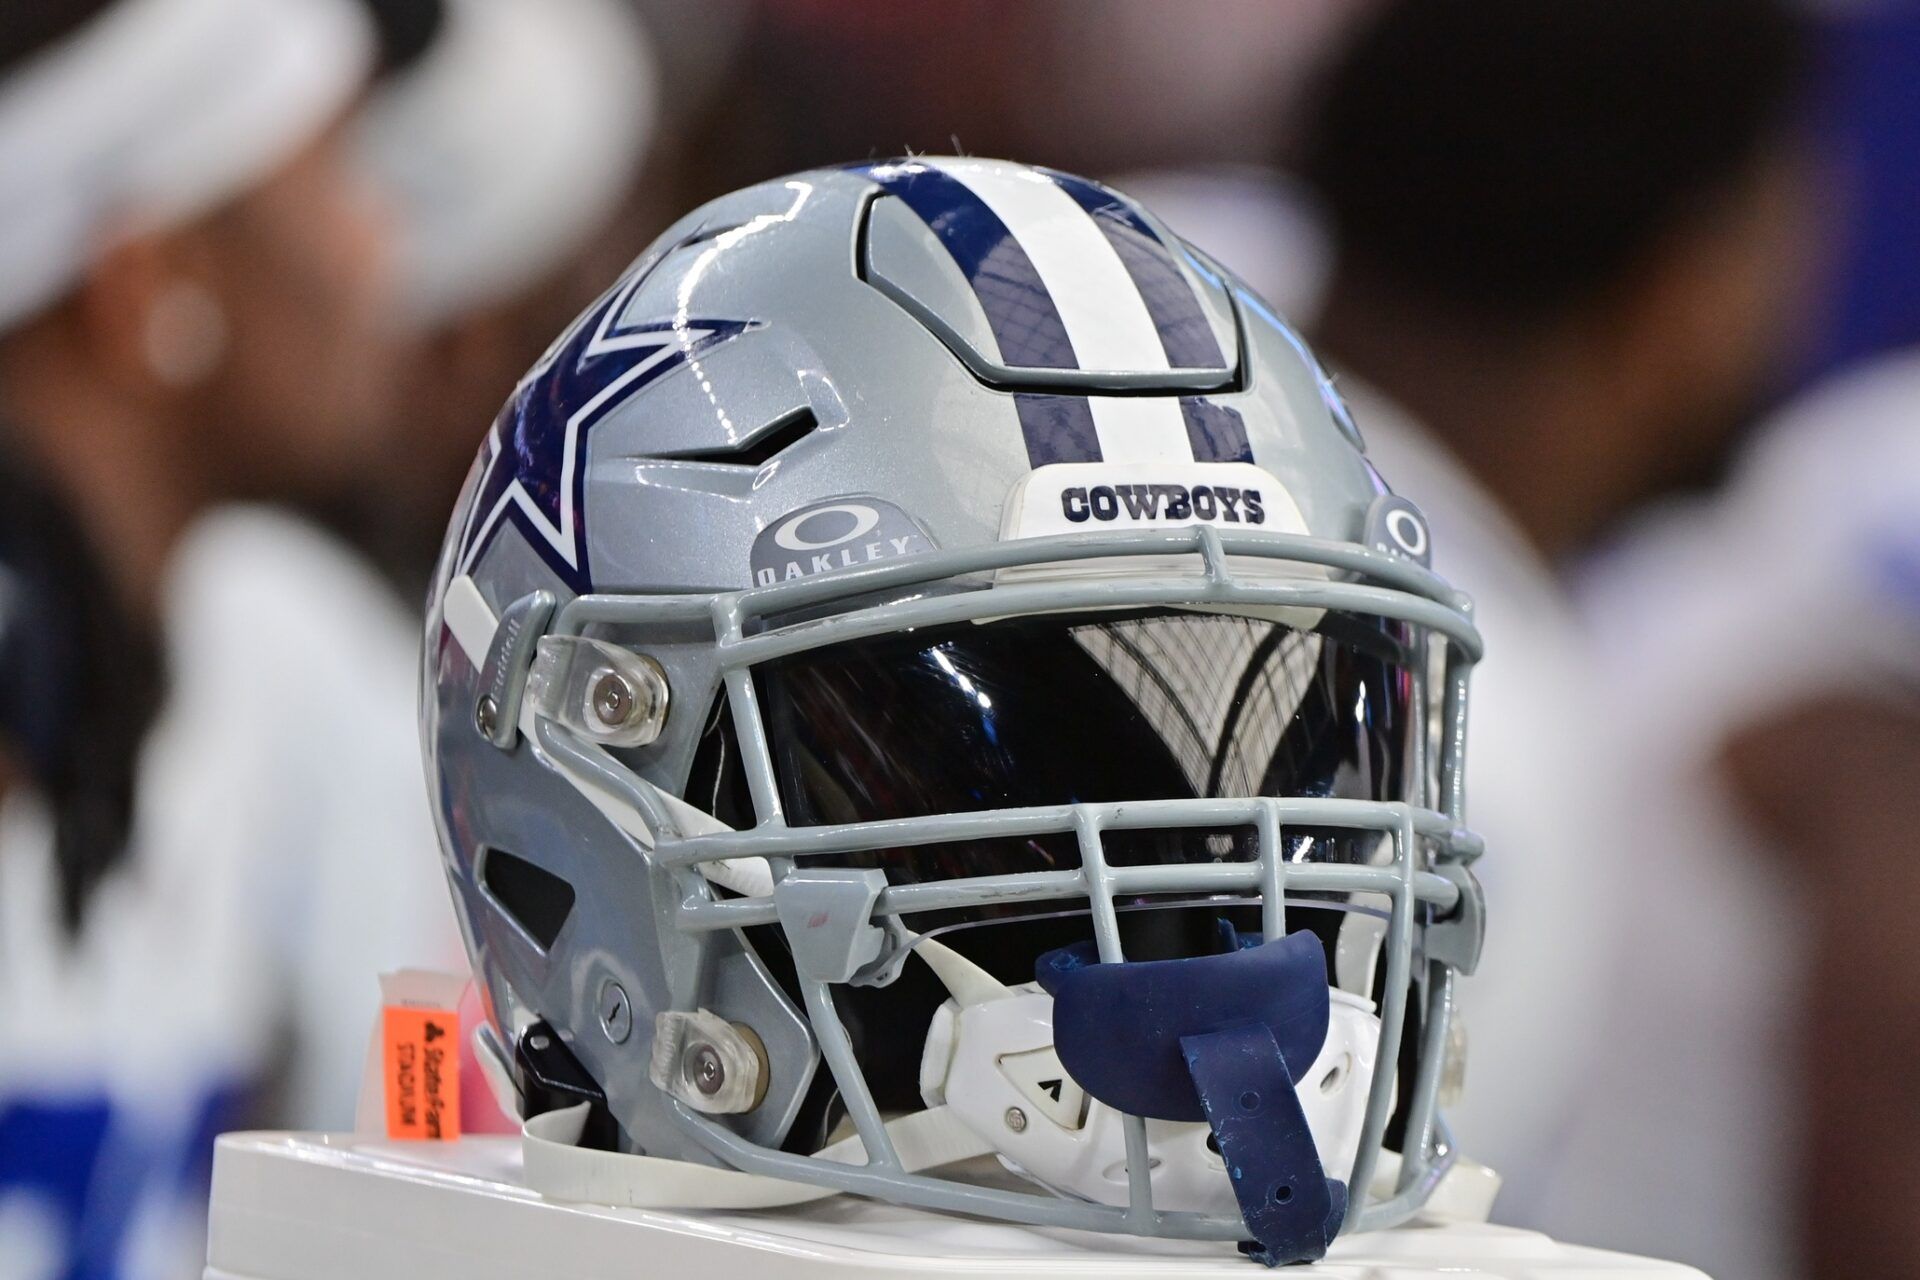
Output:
771,503,884,552
1362,494,1433,568
751,497,936,587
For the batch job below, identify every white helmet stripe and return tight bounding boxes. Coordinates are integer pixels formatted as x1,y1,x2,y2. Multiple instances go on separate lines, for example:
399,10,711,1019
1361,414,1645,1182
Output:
925,158,1170,375
1085,396,1197,464
925,159,1197,464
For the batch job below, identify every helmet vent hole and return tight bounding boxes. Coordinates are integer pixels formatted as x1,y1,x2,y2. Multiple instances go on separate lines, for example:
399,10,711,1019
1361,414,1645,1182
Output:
657,406,821,469
480,847,577,950
1319,1053,1352,1095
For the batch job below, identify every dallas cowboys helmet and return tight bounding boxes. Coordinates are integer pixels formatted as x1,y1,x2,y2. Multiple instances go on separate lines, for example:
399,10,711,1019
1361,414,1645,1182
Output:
423,158,1485,1266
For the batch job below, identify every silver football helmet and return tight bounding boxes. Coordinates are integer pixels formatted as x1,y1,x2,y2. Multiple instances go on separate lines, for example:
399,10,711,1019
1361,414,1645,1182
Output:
422,158,1484,1266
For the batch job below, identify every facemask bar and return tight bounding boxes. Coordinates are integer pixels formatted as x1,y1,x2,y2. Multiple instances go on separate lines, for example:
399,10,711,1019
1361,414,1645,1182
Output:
530,523,1482,1244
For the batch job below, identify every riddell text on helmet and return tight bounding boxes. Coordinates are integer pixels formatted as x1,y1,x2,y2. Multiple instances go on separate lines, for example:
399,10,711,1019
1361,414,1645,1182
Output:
1059,483,1267,525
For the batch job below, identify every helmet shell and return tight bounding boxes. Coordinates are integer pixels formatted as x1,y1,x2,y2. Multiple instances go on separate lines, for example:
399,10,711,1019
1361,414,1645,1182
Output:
424,159,1392,1162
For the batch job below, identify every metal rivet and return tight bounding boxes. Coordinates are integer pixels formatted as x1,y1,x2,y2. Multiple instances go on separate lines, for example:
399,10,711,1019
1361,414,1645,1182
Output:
599,980,632,1044
591,671,634,727
1004,1106,1028,1134
474,694,499,736
688,1043,725,1096
528,1032,551,1053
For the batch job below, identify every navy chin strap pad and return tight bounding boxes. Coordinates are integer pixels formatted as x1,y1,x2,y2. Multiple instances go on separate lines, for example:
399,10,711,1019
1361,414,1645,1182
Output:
1036,930,1331,1122
1182,1022,1346,1266
1037,931,1347,1266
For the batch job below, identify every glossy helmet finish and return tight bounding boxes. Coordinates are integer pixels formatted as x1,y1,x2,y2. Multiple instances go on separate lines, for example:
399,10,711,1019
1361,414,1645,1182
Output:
422,158,1485,1266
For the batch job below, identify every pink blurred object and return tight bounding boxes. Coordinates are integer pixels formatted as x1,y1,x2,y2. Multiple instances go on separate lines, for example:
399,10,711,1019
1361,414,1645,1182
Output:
458,978,519,1135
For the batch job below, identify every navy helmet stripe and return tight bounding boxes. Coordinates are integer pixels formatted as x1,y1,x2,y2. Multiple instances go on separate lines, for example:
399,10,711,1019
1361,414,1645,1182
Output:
865,166,1079,371
1015,394,1103,467
1180,398,1253,463
1047,172,1225,371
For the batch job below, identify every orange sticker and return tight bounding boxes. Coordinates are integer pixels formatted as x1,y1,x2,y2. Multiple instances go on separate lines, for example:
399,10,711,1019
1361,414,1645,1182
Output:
383,1005,461,1141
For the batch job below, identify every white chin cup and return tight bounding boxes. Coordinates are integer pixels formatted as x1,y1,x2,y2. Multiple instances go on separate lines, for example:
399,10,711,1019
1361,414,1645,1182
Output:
920,983,1380,1215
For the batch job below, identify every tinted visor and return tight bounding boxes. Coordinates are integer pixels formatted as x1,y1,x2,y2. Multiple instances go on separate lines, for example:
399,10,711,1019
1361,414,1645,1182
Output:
752,608,1418,883
690,607,1420,1126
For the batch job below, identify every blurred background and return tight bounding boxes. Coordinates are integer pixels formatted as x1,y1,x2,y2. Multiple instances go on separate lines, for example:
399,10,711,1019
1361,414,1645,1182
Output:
2,1,1917,1277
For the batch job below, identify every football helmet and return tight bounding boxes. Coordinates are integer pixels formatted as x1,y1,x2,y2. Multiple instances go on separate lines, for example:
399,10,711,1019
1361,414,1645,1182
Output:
422,158,1484,1266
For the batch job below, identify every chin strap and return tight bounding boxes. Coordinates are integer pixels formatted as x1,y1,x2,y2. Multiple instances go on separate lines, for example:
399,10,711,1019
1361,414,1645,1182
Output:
1179,1024,1345,1266
521,1102,994,1211
1037,930,1348,1266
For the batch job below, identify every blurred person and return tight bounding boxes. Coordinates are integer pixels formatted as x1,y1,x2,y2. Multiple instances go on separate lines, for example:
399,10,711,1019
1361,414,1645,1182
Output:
0,457,162,951
1296,0,1815,1272
690,2,1365,204
688,1,1052,200
629,0,749,136
343,0,661,596
0,0,457,1273
1578,347,1920,1280
1026,0,1370,173
1797,4,1920,384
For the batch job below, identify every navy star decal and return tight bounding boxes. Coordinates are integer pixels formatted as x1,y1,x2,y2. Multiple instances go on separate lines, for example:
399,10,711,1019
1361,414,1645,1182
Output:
454,257,751,592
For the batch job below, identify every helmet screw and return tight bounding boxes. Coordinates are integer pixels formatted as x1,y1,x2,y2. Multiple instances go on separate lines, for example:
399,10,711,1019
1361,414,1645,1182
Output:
599,979,632,1044
591,671,635,728
474,694,499,736
688,1043,725,1096
1004,1106,1028,1134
